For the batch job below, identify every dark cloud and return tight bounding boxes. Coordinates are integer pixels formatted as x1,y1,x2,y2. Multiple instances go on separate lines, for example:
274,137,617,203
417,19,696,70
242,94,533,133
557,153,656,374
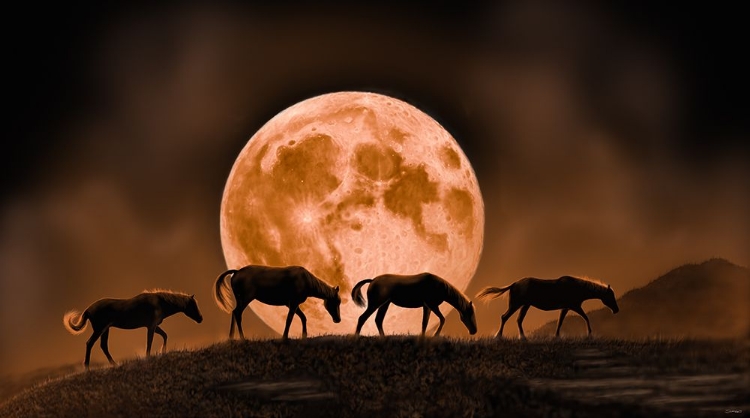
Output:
2,2,748,373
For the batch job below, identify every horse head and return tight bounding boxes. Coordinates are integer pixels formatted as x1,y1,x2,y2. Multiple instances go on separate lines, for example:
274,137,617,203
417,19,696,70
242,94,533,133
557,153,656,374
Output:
185,294,204,323
602,285,619,314
460,301,478,335
324,286,342,323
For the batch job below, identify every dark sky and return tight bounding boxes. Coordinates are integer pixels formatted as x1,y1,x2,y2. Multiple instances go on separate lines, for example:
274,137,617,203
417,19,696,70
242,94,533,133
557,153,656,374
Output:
2,1,748,375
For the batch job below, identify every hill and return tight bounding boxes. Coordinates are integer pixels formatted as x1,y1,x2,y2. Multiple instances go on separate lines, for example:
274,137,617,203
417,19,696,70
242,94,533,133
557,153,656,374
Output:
1,337,747,418
534,258,750,338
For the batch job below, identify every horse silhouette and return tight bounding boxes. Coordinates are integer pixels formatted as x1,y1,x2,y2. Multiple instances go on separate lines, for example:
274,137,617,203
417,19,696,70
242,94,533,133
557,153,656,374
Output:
214,265,341,340
351,272,477,336
63,290,203,370
477,276,619,339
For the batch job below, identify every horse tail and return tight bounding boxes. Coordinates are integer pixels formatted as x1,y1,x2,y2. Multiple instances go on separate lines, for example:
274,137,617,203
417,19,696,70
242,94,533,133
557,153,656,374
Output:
351,279,374,307
214,269,238,314
63,310,89,335
475,285,512,303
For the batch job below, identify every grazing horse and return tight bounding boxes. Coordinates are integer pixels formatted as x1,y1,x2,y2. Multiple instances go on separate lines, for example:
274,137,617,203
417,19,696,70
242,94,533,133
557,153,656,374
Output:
63,290,203,370
213,265,341,340
351,272,477,336
477,276,619,339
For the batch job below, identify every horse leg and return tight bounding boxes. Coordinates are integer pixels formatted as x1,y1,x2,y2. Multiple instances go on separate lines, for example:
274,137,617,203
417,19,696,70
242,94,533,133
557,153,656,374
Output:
232,301,249,340
85,327,105,370
374,302,391,337
421,305,430,336
516,305,530,340
155,326,168,353
99,328,116,366
295,308,307,339
572,306,593,337
429,305,446,337
355,306,379,335
282,305,298,340
146,326,156,356
497,304,521,338
555,309,569,338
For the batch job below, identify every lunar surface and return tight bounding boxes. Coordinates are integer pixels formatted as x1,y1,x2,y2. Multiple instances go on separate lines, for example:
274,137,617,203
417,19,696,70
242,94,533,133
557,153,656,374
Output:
220,91,484,336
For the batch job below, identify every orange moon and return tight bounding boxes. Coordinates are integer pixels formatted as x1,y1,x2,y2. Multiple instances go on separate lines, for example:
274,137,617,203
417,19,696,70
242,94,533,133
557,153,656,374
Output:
220,91,484,336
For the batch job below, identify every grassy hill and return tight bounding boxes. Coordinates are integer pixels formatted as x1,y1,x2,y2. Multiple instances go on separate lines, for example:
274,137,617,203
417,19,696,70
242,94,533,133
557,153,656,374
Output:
1,337,747,418
534,258,750,339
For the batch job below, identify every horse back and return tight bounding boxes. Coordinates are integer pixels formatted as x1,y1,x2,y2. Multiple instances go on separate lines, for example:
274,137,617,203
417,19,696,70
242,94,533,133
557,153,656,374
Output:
516,277,589,310
371,273,446,307
374,272,430,284
233,265,308,287
373,272,443,290
86,294,161,329
231,265,311,305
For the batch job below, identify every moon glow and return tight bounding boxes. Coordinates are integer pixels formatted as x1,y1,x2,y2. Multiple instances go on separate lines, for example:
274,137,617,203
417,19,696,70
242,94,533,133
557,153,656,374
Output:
220,92,484,336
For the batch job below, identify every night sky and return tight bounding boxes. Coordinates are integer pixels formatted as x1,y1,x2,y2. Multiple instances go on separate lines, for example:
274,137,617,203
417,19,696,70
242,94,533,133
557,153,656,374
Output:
2,2,748,375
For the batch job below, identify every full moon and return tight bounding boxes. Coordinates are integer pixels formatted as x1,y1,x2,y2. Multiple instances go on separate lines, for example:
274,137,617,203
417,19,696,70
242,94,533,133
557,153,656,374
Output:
220,91,484,336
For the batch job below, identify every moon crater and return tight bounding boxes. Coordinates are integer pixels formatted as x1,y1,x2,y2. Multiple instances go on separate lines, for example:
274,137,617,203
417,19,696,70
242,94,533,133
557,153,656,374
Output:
353,143,403,181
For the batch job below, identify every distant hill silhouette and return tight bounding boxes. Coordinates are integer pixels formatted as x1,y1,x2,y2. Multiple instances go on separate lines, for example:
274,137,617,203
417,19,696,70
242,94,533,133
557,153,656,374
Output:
534,259,750,339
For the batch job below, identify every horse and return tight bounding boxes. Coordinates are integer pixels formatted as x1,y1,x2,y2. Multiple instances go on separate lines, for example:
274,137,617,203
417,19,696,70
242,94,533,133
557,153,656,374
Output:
63,290,203,370
213,265,341,340
476,276,619,339
351,272,477,336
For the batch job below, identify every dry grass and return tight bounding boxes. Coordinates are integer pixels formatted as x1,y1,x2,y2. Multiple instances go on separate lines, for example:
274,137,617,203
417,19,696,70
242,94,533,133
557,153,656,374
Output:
1,336,747,418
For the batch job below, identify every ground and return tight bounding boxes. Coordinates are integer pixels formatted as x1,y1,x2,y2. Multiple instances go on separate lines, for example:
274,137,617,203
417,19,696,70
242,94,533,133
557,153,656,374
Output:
1,337,748,417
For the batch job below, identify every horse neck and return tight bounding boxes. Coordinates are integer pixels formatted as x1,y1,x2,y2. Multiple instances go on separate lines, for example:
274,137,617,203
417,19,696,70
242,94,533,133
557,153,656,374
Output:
158,295,186,317
308,276,333,300
443,284,468,313
580,282,605,301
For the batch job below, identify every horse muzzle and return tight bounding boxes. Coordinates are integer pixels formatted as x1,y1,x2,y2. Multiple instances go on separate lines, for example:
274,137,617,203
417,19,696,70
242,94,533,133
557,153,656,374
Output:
196,315,204,323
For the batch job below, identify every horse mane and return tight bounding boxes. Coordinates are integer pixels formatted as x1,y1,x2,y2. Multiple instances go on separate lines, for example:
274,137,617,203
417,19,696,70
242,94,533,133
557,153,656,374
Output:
438,276,471,311
570,276,609,294
305,271,337,298
143,288,192,307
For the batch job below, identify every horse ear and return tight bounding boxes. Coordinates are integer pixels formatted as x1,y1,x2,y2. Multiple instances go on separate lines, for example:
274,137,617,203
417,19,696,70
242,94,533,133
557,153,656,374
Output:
470,301,474,307
191,294,195,299
334,286,340,292
607,285,611,290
